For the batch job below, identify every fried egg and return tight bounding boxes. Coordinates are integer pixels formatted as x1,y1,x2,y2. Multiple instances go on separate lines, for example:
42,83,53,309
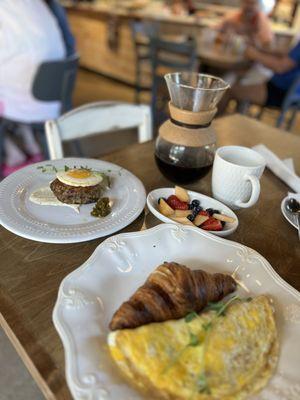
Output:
108,296,278,400
56,168,103,187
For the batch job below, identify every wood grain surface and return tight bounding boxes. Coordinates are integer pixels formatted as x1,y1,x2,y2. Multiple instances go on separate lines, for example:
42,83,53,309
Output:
0,115,299,399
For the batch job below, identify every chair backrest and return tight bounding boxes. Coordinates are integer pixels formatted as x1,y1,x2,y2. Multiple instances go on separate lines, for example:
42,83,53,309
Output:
131,20,159,43
131,20,160,60
149,37,198,126
32,53,79,114
150,37,197,71
45,101,153,160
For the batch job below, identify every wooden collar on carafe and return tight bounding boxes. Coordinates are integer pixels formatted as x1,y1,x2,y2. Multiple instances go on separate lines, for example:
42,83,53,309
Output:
169,102,217,128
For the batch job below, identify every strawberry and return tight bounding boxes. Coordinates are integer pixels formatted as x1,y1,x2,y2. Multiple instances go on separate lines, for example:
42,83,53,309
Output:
201,217,223,231
166,195,189,210
198,210,210,217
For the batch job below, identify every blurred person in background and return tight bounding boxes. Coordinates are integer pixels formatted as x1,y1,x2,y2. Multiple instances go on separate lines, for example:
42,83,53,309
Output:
164,0,186,16
0,0,75,176
218,39,300,113
217,0,275,94
165,0,195,16
219,0,274,47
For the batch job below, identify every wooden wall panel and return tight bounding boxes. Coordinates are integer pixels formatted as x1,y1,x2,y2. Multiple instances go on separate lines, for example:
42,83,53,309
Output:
68,13,151,85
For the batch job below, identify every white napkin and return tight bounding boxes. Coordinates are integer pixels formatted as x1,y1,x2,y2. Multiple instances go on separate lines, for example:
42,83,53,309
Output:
253,144,300,193
283,158,295,173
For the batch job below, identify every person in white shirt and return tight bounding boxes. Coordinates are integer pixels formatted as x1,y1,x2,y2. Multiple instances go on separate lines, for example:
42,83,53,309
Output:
0,0,67,175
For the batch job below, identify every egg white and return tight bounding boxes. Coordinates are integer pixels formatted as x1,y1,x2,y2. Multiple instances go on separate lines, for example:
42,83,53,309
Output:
56,169,103,187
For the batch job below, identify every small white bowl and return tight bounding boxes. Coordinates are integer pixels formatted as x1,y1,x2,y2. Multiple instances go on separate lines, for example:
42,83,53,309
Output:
147,188,238,237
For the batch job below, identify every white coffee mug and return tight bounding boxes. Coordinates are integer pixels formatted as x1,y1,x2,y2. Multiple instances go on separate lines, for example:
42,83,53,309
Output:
212,146,266,209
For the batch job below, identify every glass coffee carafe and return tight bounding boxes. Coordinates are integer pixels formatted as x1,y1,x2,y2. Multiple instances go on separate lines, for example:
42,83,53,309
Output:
155,72,229,184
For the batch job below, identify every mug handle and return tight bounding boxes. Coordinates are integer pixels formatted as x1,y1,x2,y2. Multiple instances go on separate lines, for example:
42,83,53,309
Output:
234,174,260,209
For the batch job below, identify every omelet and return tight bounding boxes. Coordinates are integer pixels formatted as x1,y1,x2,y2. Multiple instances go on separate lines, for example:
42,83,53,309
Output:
108,296,278,400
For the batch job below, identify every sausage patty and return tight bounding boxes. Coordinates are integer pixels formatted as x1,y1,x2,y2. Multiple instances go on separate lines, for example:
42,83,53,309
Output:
50,179,103,204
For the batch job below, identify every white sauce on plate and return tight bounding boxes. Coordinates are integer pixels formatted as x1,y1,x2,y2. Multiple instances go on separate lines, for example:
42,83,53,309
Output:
29,187,80,213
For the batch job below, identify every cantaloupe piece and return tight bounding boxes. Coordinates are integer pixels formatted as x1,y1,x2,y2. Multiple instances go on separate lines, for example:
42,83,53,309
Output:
194,214,209,227
213,213,235,223
158,198,174,217
175,186,190,202
174,209,192,217
170,216,194,226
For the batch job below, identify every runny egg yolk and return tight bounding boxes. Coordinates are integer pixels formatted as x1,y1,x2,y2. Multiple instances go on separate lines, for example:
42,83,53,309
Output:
67,169,92,179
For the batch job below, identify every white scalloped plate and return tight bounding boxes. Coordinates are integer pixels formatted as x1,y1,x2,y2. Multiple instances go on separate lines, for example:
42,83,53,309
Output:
53,224,300,400
0,158,146,243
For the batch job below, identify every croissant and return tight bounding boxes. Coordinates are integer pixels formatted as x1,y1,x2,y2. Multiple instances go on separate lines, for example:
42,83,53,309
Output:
109,262,236,331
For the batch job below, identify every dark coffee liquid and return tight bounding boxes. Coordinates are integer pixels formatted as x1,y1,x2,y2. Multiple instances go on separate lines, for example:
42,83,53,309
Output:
155,154,212,184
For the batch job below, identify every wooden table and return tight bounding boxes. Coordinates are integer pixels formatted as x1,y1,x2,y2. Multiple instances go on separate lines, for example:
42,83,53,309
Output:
1,114,299,400
197,42,250,71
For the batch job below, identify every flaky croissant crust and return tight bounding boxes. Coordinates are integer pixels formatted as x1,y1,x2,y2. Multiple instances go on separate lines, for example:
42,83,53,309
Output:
109,262,236,331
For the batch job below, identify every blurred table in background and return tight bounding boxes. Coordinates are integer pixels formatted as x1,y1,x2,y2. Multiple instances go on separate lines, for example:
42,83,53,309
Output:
1,114,300,399
197,43,250,71
62,1,298,87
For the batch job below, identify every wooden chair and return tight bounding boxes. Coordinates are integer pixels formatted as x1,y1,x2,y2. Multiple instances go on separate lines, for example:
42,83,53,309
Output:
45,101,153,160
131,20,159,104
149,37,198,127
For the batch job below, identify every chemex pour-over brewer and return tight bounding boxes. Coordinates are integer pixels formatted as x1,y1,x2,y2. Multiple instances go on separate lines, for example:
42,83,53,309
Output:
155,72,229,184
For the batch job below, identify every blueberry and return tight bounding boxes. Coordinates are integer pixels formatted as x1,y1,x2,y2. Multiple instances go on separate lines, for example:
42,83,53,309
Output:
158,197,166,204
193,206,202,215
206,208,214,216
221,221,226,227
213,209,220,214
188,203,194,210
191,199,200,208
187,214,195,222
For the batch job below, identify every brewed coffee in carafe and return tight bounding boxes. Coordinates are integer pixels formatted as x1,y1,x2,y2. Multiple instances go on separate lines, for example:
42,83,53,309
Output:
155,72,229,184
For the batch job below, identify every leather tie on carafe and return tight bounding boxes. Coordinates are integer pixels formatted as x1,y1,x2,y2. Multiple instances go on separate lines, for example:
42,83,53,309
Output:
159,102,217,148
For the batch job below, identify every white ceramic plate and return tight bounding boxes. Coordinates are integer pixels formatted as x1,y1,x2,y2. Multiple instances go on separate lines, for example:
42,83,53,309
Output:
53,224,300,400
147,188,238,237
281,196,298,230
0,158,146,243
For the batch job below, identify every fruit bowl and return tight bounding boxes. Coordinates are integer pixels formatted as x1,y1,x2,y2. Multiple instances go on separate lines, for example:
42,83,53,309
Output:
147,188,238,237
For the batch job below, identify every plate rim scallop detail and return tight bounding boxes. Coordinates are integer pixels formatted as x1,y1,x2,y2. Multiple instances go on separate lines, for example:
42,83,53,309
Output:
53,224,300,400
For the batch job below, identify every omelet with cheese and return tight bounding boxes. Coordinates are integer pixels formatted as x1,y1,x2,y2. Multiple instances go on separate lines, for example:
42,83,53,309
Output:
108,296,278,400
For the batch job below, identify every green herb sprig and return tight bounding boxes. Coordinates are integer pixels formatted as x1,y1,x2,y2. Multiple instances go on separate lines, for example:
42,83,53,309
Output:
188,332,200,347
206,294,240,317
184,311,198,323
197,372,211,394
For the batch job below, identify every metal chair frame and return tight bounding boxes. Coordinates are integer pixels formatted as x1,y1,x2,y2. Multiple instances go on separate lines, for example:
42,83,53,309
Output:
149,37,198,127
131,20,159,104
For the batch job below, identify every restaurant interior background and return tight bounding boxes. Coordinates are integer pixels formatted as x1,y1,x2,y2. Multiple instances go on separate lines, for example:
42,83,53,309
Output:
53,0,300,157
66,0,300,153
1,0,300,170
1,0,300,399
